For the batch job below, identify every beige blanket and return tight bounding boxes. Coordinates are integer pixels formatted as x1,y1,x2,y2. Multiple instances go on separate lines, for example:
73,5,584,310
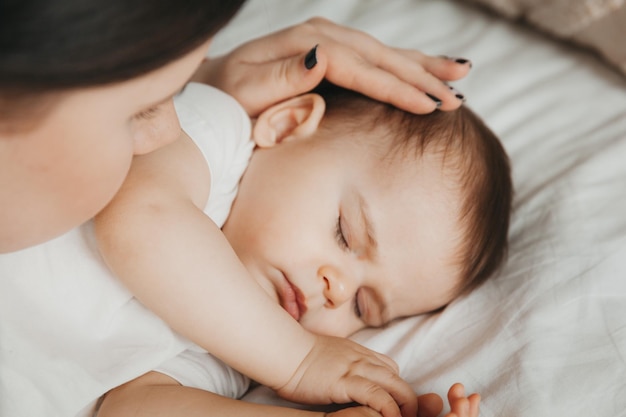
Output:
467,0,626,75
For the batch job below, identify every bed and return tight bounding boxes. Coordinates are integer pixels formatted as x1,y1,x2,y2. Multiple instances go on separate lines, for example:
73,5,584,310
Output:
210,1,626,416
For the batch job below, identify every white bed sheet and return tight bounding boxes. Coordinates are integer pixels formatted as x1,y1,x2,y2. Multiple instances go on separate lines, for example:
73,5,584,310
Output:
210,1,626,416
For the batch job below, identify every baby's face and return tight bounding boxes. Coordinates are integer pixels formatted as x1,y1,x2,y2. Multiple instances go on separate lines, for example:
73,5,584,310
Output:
223,130,464,337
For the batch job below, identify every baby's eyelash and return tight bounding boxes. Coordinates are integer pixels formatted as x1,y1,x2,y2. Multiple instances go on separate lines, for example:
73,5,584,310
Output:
336,214,362,319
335,215,349,251
134,106,160,121
353,292,362,318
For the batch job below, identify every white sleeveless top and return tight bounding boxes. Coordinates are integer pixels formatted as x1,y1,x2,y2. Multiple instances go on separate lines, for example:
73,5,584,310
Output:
0,83,253,417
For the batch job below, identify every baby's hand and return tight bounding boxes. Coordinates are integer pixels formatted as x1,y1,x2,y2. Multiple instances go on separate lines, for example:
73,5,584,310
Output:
443,383,481,417
324,384,480,417
275,334,416,417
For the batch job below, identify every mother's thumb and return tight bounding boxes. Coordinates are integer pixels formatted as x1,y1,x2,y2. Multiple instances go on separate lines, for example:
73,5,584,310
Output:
265,46,326,110
239,45,327,117
287,44,327,92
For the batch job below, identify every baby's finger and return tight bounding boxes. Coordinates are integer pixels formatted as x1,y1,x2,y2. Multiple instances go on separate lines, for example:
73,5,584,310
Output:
340,369,417,417
450,397,470,417
367,350,400,374
449,397,470,417
468,393,481,417
447,383,465,404
340,375,402,417
339,339,399,374
446,384,477,417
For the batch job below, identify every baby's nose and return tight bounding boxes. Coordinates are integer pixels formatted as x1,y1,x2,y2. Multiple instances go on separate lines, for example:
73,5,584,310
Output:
318,265,357,308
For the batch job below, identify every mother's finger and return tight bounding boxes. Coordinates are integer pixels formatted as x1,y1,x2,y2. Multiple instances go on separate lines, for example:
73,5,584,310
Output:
393,48,472,81
303,18,471,90
351,45,466,111
417,393,444,417
317,43,443,113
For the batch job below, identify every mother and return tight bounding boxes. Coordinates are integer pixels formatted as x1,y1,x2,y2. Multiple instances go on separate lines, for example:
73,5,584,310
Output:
0,0,470,253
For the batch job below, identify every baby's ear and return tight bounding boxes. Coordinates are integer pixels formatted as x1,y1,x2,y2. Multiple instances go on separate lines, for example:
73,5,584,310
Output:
252,93,325,148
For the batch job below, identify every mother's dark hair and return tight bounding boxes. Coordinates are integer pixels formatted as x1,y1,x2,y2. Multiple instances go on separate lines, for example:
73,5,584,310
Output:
0,0,245,130
1,0,246,129
0,0,245,90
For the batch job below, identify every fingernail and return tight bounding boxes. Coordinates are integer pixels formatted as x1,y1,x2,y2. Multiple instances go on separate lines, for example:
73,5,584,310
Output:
305,44,318,70
448,85,466,102
442,55,473,68
426,93,442,108
451,57,472,68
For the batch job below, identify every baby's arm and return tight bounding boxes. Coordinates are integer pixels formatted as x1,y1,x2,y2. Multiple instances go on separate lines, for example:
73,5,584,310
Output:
95,132,311,385
94,133,415,417
98,372,479,417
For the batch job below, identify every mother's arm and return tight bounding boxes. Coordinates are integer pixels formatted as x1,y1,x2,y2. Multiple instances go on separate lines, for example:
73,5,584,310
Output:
98,371,371,417
97,371,479,417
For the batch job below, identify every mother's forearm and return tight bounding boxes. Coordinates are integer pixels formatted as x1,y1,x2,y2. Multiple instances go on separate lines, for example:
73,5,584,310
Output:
97,371,324,417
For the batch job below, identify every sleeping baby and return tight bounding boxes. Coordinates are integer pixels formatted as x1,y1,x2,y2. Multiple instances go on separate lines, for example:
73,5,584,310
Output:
95,81,511,416
0,81,511,417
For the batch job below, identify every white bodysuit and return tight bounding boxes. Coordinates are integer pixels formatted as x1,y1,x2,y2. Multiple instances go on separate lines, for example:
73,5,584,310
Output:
0,83,253,417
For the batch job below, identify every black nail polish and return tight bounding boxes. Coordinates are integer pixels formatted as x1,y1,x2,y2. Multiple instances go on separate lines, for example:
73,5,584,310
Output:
448,85,466,102
445,57,473,68
455,58,473,69
305,45,318,70
426,93,442,108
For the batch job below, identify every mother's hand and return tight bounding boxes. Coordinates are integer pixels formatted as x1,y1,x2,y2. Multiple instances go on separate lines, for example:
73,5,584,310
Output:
194,17,471,117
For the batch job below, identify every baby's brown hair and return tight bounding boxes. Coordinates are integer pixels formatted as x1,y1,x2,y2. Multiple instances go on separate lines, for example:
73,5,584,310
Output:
314,82,512,297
